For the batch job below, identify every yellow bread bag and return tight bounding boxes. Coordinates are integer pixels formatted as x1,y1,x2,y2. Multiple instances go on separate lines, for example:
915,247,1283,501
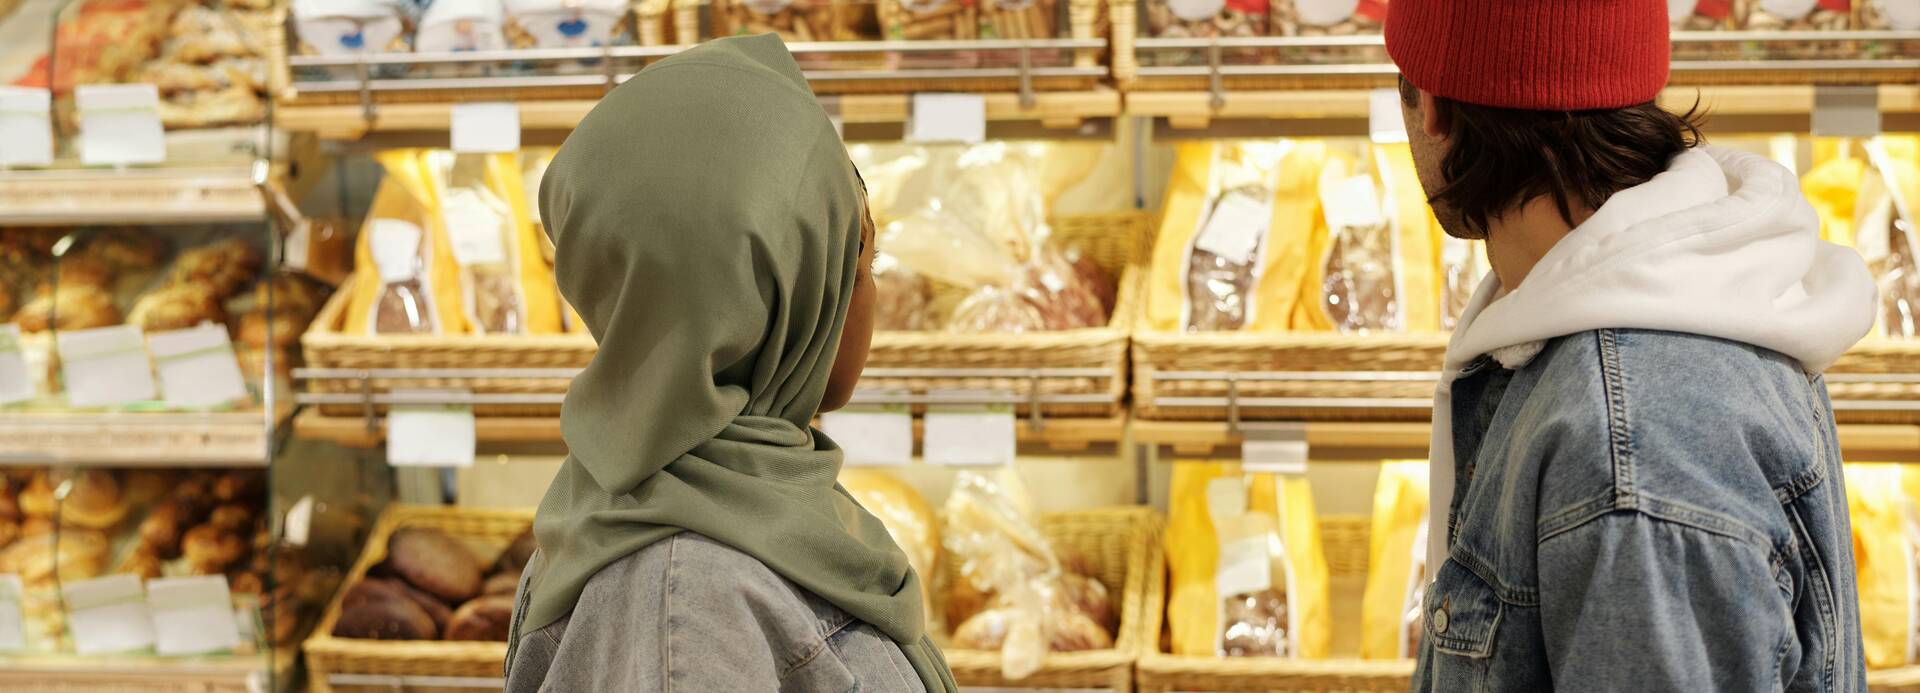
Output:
1293,141,1442,333
420,150,564,336
1804,136,1920,338
1360,461,1429,660
1844,463,1920,668
1165,461,1330,658
343,150,468,335
1146,140,1330,333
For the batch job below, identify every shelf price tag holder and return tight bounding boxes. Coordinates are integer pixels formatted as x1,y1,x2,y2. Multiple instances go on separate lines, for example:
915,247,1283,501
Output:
64,574,154,656
75,84,165,167
147,575,241,656
1812,85,1880,139
822,394,913,467
923,390,1016,467
451,102,521,154
0,574,23,652
149,323,249,409
1240,422,1308,476
0,87,53,168
388,389,477,468
908,94,987,144
57,324,156,408
0,325,32,405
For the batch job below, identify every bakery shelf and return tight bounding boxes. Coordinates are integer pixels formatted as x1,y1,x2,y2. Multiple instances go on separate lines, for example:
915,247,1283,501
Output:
0,165,268,227
0,652,268,693
1134,420,1920,463
0,410,274,467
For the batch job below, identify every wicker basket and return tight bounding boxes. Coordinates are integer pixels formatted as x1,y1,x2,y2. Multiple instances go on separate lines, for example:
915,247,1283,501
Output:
304,506,533,693
859,210,1153,420
1136,514,1415,693
943,507,1164,692
1132,329,1447,422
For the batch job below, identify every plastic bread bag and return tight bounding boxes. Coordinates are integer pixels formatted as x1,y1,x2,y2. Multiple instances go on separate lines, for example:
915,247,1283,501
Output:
873,252,934,331
293,0,415,55
719,0,845,42
948,284,1049,333
950,143,1051,263
848,144,932,226
1165,462,1329,659
1668,0,1735,61
1269,0,1387,64
1304,142,1440,334
879,0,982,69
1015,246,1108,330
839,470,942,629
1737,0,1851,30
1858,0,1920,60
1439,237,1489,331
504,0,630,48
1359,461,1429,660
942,469,1061,677
1142,0,1269,65
421,151,563,336
1843,463,1919,668
343,151,469,336
1177,143,1288,332
416,0,510,76
1852,138,1920,338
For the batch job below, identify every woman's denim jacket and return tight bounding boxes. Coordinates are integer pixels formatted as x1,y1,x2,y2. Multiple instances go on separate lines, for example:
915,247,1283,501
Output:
1413,328,1867,692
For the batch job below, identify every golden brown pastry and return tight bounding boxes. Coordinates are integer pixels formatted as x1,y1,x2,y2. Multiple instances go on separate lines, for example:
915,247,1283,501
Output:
444,595,514,642
172,473,217,515
213,470,264,503
47,254,115,289
227,570,263,596
119,547,163,580
128,283,227,332
256,272,330,320
495,529,536,573
139,500,189,559
169,239,262,297
0,530,107,583
20,517,52,537
17,474,54,519
75,229,168,271
0,482,19,521
208,503,253,531
334,579,438,640
482,569,520,596
182,525,246,574
235,309,301,350
0,518,17,552
0,284,15,325
389,528,483,602
121,470,175,508
15,285,121,332
59,470,131,530
950,607,1113,652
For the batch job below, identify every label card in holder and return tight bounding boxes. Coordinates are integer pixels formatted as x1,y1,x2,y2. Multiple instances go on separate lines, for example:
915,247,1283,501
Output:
1369,88,1409,144
0,87,53,167
440,191,510,267
451,102,521,153
908,94,986,144
147,576,240,656
1215,535,1274,597
148,323,248,409
923,395,1015,467
64,574,154,656
1195,190,1272,263
76,84,165,166
1241,424,1308,475
0,325,32,405
57,324,155,408
388,390,476,467
0,575,23,652
821,404,913,467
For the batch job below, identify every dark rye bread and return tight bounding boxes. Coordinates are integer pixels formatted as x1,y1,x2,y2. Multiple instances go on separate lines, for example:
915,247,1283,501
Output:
334,579,437,640
388,528,482,602
444,594,515,641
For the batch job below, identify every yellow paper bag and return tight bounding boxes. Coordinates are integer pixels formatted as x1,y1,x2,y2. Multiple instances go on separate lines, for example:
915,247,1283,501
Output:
1360,461,1430,659
343,150,469,335
1165,461,1331,659
1846,463,1918,668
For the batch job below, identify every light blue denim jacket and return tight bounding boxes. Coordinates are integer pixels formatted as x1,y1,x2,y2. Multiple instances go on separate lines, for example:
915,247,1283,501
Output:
1413,328,1867,692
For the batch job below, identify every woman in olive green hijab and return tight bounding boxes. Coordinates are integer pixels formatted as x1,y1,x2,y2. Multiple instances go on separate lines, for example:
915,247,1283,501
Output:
506,35,956,692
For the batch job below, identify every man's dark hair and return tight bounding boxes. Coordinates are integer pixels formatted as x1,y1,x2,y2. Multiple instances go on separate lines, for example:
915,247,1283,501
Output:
1399,77,1705,237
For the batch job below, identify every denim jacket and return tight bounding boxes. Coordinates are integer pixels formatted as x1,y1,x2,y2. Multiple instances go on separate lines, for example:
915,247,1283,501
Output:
1412,328,1867,692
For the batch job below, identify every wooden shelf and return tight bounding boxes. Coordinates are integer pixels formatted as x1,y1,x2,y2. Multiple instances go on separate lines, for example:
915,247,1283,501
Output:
0,652,266,691
1135,420,1920,462
0,167,265,227
0,410,272,467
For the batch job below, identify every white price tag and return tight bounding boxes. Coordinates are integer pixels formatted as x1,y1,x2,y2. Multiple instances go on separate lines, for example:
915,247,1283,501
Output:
923,398,1015,467
0,87,53,167
388,390,476,467
64,574,154,656
76,84,165,166
1369,88,1409,144
440,191,510,267
0,325,32,405
284,219,313,272
57,324,156,408
149,323,248,409
908,94,986,144
147,576,240,656
821,405,913,467
1195,190,1272,263
1215,535,1274,596
1241,424,1308,475
0,575,24,652
283,494,316,547
451,102,521,154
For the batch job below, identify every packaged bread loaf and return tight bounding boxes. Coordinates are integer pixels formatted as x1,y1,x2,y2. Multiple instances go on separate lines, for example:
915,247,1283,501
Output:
343,151,468,336
1292,142,1440,334
292,0,416,55
422,151,563,336
416,0,510,53
1804,137,1920,338
718,0,845,41
1142,0,1268,64
1166,461,1330,659
943,470,1098,677
1359,461,1428,659
978,0,1058,40
1859,0,1920,28
504,0,630,48
1439,237,1489,331
1842,463,1920,668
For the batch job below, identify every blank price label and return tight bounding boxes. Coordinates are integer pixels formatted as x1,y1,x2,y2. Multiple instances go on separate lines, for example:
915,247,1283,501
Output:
76,84,165,166
388,390,477,467
147,576,241,656
923,400,1015,467
1368,88,1408,144
64,574,154,656
148,323,248,409
822,405,913,467
0,87,52,167
57,324,156,408
0,575,23,652
908,93,986,144
1241,424,1308,475
0,325,31,405
451,102,521,154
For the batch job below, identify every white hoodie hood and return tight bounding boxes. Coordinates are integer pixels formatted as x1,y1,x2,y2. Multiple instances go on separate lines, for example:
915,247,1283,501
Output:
1427,146,1877,572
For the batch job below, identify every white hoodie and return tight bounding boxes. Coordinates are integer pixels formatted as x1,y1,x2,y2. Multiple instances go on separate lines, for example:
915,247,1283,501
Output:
1426,146,1878,572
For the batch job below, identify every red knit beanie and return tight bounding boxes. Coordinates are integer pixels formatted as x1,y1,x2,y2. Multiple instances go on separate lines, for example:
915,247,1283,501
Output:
1385,0,1671,111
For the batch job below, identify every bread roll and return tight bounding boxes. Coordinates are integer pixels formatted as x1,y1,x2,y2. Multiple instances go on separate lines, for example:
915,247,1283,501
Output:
334,580,438,640
495,528,537,573
483,569,521,596
444,594,515,641
389,528,483,602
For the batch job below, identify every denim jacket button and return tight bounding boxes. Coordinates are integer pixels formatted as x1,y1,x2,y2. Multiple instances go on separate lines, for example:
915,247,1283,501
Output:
1432,607,1449,634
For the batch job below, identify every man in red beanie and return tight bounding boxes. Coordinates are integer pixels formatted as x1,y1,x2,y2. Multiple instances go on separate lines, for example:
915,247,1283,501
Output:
1389,1,1875,691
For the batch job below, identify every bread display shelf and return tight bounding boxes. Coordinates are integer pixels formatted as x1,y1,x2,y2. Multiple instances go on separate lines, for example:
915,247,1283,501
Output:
0,166,268,227
0,411,272,466
0,652,268,693
1135,420,1920,463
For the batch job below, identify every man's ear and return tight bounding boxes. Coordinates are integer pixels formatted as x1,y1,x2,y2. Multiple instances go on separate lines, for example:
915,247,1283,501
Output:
1420,91,1447,138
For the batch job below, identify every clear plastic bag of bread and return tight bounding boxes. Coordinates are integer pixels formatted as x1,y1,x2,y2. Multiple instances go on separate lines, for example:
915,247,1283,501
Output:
1736,0,1851,60
1015,244,1108,330
1318,157,1403,333
1210,477,1297,657
367,219,440,335
429,152,528,335
873,253,933,331
880,0,982,69
1439,237,1489,331
1856,141,1920,339
1143,0,1269,65
1181,143,1291,333
718,0,844,42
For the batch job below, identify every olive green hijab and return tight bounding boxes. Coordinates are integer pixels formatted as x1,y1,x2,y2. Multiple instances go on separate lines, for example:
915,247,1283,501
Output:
519,35,955,692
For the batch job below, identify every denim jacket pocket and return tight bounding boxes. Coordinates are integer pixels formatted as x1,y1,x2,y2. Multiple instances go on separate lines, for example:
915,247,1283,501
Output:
1426,558,1503,658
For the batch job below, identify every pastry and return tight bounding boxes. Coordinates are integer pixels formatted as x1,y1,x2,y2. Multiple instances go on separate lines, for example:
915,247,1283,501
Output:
0,518,17,552
388,528,483,602
951,607,1112,652
172,473,217,515
20,517,52,537
333,580,438,640
169,239,262,298
128,283,227,332
138,500,189,559
17,474,54,519
257,272,330,320
75,229,167,271
48,254,115,289
121,470,175,507
59,470,130,530
208,503,253,531
15,285,121,332
182,525,246,574
0,482,19,521
496,529,537,573
227,570,263,596
119,547,163,579
236,309,302,350
444,594,515,641
213,470,263,503
1056,572,1114,634
0,530,107,583
483,569,521,596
